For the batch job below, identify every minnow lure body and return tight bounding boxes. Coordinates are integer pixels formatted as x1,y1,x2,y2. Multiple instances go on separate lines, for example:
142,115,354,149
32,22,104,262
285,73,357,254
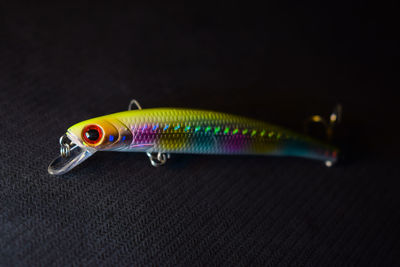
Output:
48,101,339,175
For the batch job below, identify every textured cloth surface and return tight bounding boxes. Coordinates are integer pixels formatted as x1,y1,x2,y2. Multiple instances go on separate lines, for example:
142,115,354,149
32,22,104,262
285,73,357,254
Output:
0,3,399,266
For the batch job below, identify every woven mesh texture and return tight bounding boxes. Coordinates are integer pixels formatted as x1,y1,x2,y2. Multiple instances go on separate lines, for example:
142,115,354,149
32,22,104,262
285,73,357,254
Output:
0,3,398,266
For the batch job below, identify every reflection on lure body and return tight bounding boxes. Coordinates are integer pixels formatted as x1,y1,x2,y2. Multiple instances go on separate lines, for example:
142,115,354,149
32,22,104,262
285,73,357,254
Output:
48,100,340,175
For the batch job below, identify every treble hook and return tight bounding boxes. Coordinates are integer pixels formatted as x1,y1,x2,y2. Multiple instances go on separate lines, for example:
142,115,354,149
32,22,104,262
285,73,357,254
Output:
304,104,342,142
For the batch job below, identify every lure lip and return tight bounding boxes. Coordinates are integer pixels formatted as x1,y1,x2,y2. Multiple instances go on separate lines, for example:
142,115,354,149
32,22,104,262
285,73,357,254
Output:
48,131,97,175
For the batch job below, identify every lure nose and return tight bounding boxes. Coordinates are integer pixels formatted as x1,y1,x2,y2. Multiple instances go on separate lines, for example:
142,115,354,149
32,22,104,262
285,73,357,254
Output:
48,134,96,175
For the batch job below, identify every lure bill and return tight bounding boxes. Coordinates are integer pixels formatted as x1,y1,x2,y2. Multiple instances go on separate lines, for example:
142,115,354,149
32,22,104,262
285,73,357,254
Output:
48,100,339,175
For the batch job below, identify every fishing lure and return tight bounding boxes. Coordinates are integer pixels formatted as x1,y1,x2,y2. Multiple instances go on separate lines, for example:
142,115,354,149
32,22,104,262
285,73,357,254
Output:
48,99,341,175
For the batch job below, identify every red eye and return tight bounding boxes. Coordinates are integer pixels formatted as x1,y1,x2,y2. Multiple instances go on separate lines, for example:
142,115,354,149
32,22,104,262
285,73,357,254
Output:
82,125,103,144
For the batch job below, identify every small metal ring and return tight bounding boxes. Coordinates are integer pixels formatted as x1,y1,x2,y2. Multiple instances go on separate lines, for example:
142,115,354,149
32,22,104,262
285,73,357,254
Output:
59,134,73,158
146,152,170,167
60,143,70,158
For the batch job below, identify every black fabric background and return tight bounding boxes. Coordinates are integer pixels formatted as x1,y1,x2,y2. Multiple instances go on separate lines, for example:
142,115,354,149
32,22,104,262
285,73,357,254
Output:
0,3,399,266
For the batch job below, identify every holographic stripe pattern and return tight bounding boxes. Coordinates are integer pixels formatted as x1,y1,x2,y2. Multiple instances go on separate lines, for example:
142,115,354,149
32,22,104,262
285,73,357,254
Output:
68,108,338,163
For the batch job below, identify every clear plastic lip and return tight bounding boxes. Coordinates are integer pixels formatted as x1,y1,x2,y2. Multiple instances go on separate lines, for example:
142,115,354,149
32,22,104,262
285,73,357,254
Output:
48,133,96,175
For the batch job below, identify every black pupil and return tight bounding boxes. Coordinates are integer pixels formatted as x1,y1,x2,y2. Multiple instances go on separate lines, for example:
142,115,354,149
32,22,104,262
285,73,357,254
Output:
85,129,99,141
